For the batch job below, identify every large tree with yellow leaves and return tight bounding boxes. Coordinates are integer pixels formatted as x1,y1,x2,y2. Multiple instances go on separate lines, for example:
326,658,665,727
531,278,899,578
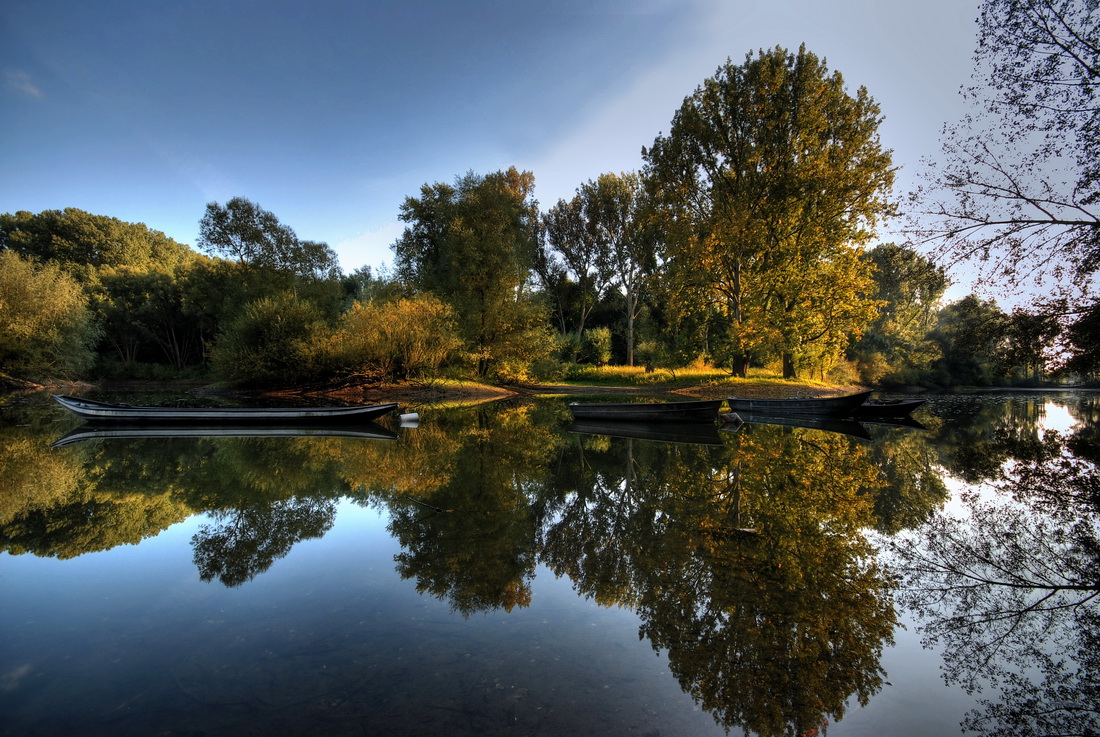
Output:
644,45,894,378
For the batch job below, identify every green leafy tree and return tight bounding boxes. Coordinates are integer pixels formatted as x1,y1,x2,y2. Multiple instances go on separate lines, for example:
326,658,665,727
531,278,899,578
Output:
210,292,331,385
644,45,894,378
91,266,207,372
0,208,193,276
0,250,101,380
198,197,341,280
393,168,552,378
850,243,948,385
913,0,1100,291
583,172,659,366
999,303,1064,382
327,294,462,382
1064,298,1100,379
540,191,613,342
930,295,1009,385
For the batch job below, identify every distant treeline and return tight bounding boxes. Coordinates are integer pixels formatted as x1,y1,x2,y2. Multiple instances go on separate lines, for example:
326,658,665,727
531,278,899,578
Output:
2,47,1097,388
0,201,1091,389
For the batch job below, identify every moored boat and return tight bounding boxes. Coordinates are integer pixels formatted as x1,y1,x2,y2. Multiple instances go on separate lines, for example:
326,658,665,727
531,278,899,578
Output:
725,390,873,417
567,399,722,422
52,394,400,424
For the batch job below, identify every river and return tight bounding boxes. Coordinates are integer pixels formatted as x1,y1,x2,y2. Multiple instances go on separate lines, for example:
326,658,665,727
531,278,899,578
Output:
1,390,1096,736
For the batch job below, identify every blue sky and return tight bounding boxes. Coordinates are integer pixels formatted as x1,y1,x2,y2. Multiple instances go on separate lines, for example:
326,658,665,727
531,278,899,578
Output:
3,0,979,275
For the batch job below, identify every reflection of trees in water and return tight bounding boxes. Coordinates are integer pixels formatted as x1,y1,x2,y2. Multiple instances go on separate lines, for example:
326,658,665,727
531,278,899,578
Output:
863,421,950,534
18,394,1100,734
192,497,337,587
888,430,1100,737
384,403,562,616
542,426,897,737
931,395,1051,483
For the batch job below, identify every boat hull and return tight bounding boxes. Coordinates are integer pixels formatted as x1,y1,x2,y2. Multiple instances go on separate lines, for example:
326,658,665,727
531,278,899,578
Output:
52,394,400,424
725,390,873,417
567,399,722,422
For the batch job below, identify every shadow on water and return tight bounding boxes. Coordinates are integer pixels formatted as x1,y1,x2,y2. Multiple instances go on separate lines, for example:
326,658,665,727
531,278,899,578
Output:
0,391,1096,736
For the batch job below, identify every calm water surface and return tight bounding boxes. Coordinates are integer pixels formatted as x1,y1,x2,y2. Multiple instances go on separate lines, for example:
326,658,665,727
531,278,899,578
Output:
1,391,1096,736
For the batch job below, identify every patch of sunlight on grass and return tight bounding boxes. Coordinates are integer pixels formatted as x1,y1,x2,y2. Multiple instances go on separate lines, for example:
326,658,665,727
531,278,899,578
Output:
556,363,858,396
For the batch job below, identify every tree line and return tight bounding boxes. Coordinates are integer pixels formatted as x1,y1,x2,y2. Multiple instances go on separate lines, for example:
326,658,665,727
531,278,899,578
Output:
2,21,1098,387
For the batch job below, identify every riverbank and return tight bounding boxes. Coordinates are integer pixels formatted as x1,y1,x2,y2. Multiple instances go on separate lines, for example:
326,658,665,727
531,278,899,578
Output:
8,373,1093,407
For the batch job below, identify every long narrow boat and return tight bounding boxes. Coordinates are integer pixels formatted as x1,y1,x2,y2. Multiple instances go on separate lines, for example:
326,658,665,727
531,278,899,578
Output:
52,394,400,424
567,399,722,422
725,390,873,417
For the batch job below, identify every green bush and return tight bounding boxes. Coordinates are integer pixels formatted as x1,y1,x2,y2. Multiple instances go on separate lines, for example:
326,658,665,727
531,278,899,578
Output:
210,292,328,385
331,295,461,382
583,327,612,366
0,251,101,380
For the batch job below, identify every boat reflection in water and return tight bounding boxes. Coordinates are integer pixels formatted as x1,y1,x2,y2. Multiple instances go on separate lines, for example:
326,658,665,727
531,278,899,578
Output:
52,422,399,447
568,419,725,445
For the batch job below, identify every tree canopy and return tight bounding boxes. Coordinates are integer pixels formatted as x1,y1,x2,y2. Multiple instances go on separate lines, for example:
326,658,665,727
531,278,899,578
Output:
393,167,552,378
643,45,894,378
198,197,341,280
0,208,193,275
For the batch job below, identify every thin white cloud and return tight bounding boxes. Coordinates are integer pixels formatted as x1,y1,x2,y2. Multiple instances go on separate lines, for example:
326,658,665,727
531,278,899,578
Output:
7,70,43,99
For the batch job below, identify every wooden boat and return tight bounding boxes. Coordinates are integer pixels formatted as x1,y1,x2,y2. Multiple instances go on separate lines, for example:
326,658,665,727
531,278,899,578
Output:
52,422,399,448
567,399,722,422
725,390,873,417
52,394,400,424
569,420,725,446
852,398,927,418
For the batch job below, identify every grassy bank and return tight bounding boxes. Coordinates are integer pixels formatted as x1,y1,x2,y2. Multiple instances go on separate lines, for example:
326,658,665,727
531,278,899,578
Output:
532,365,864,400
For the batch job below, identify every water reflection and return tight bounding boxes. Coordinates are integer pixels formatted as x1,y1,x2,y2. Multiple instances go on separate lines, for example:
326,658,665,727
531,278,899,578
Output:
886,395,1100,737
542,426,896,736
1,392,1097,735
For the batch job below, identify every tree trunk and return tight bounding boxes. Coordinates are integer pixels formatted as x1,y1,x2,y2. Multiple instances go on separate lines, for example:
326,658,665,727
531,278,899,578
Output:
782,352,798,380
732,355,749,378
626,298,636,367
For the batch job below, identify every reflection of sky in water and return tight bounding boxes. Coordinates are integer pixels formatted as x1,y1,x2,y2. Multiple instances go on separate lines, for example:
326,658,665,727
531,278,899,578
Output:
1039,401,1077,434
0,500,727,736
4,391,1092,736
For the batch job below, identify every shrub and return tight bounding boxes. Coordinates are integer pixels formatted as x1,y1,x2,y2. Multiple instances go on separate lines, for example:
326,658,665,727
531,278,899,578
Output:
583,327,612,366
0,251,101,380
210,292,328,385
333,295,461,382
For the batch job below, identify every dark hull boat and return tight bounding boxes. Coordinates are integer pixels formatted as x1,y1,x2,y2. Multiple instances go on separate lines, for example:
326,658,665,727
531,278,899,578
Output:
567,399,722,422
725,390,873,417
52,394,400,424
852,398,927,418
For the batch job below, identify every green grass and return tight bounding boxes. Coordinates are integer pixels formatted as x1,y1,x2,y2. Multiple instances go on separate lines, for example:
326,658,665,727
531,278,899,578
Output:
553,363,855,396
